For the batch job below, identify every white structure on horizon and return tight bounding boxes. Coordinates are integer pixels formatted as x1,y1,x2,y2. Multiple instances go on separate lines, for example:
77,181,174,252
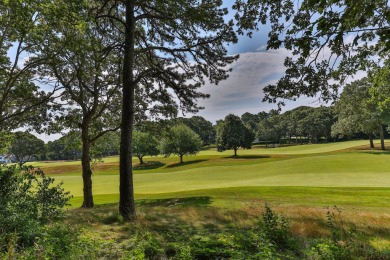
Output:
0,155,10,164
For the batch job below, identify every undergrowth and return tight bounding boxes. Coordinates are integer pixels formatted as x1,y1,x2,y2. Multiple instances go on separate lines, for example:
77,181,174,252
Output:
1,204,389,259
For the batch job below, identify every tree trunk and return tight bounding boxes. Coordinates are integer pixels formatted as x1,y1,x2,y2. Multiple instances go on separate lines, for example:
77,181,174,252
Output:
138,156,144,164
369,133,374,149
234,148,237,156
379,124,385,150
119,0,136,220
81,125,94,208
180,154,183,163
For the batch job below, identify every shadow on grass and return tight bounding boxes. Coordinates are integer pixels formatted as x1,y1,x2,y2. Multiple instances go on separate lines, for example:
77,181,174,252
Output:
166,159,208,168
224,155,271,159
137,196,212,207
134,161,165,170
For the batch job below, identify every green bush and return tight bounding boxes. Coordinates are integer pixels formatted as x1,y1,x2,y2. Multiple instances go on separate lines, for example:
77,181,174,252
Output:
258,204,297,251
0,165,72,251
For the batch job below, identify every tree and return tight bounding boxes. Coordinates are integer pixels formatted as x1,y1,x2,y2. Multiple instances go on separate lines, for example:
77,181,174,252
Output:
216,114,255,156
300,107,335,143
132,131,159,164
8,132,45,166
233,1,390,105
35,2,122,208
0,0,58,132
96,0,239,219
241,112,266,135
160,125,202,163
175,116,215,145
257,111,286,145
332,78,388,149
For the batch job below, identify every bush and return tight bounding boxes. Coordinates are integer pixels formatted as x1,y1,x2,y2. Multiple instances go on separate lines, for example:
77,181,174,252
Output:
258,204,296,251
0,165,72,251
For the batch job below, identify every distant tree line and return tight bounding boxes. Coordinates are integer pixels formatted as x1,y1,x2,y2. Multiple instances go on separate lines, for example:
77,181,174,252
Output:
8,93,390,167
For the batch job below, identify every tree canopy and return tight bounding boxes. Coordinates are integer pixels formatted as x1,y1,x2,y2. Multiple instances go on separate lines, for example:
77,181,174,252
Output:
234,0,390,104
216,114,255,156
8,132,45,166
160,124,202,164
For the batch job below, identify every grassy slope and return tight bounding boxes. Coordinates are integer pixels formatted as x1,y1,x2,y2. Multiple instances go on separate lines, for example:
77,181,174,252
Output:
40,139,390,252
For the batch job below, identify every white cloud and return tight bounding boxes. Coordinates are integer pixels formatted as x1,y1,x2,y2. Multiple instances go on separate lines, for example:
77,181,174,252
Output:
186,48,322,122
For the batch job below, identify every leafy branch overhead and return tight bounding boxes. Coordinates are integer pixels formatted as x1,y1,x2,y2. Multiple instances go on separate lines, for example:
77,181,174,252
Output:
234,0,390,104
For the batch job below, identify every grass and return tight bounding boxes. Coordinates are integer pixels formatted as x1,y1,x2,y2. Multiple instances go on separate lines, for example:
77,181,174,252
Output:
32,139,390,254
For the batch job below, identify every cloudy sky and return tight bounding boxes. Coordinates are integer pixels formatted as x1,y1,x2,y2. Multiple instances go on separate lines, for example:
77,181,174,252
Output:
187,28,322,123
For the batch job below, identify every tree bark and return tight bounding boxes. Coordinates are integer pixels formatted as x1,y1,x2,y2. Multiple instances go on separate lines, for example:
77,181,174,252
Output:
234,148,237,156
81,125,94,208
138,156,144,164
369,133,374,149
119,0,136,220
379,124,385,150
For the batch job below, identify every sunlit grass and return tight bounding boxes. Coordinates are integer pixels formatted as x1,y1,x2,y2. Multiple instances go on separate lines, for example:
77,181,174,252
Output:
46,139,390,252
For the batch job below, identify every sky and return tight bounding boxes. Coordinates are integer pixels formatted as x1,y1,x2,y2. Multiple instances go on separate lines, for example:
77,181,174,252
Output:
186,28,322,123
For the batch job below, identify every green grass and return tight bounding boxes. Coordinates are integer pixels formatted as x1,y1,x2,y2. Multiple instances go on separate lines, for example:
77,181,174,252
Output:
32,139,390,253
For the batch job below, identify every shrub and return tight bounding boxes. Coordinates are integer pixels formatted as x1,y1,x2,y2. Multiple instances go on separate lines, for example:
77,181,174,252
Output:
0,165,72,251
258,204,295,251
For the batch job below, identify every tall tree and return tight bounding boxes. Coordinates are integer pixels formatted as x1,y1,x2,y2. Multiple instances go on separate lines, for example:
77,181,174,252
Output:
35,2,122,208
97,0,239,219
216,114,255,156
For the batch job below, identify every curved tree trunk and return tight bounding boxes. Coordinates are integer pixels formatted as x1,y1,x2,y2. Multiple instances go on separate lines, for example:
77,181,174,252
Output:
119,0,136,221
138,156,144,164
369,133,374,149
379,124,385,150
81,125,94,208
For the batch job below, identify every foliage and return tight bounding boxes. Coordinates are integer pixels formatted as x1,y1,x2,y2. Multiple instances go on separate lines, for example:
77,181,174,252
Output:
160,125,203,163
241,112,268,136
0,165,71,251
132,131,159,164
257,110,286,144
332,78,380,138
240,0,390,105
257,106,335,144
216,114,255,156
0,0,58,131
258,204,296,251
175,116,216,146
8,131,45,166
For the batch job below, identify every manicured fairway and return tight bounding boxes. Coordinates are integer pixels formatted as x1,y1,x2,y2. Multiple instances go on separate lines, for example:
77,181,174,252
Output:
33,139,390,210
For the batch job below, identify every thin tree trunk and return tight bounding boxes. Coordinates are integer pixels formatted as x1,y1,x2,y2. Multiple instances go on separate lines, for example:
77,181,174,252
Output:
180,154,183,163
139,156,144,164
234,148,237,156
119,0,136,220
379,124,385,150
369,133,374,149
81,125,94,208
